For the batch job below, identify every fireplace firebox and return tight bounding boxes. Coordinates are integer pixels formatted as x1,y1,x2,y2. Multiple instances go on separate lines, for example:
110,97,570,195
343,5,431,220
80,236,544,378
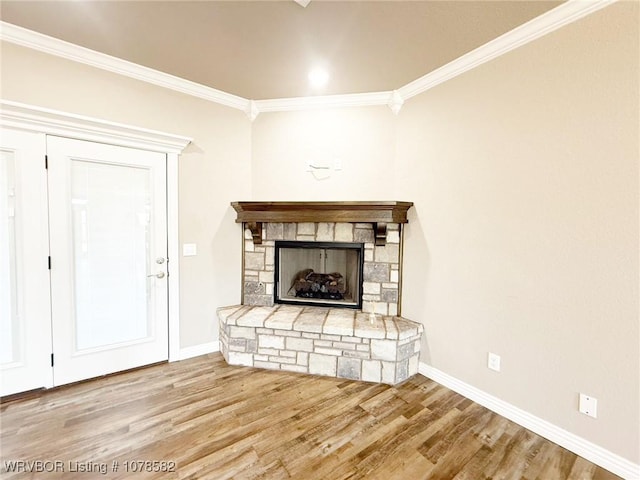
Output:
274,241,364,309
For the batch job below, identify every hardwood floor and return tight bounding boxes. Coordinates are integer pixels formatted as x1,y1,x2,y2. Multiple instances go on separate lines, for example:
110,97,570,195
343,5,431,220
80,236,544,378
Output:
0,353,621,480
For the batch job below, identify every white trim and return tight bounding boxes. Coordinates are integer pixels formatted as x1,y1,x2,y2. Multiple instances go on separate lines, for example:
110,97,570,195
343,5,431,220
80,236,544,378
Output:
398,0,617,100
418,362,640,480
167,153,181,362
0,0,618,115
254,91,392,113
178,341,220,361
0,22,250,113
0,100,192,154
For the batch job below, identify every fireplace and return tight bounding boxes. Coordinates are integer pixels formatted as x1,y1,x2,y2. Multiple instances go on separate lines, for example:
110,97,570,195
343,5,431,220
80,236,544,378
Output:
232,201,413,315
220,201,424,385
274,241,364,309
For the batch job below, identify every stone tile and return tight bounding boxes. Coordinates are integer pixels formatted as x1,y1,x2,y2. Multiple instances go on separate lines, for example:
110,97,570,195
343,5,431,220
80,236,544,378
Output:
408,354,419,376
259,271,274,284
244,281,265,295
362,360,381,383
337,357,362,380
269,355,297,365
363,282,381,295
293,309,327,333
397,341,416,360
286,337,314,352
314,347,343,356
342,350,370,359
229,326,256,340
244,239,255,252
334,223,354,242
374,244,400,264
396,359,409,383
323,309,355,336
390,270,399,283
364,249,374,262
363,263,390,283
316,223,334,241
297,351,309,366
309,353,337,376
245,252,265,270
371,339,398,361
297,223,315,235
320,334,341,341
236,306,275,327
244,228,253,240
266,223,284,240
388,303,398,316
258,348,280,356
381,361,396,384
381,289,398,304
264,307,302,330
384,317,399,339
244,294,273,307
354,313,386,339
217,305,246,324
259,334,285,349
283,223,297,240
354,228,374,243
228,351,254,367
395,317,421,340
387,230,400,244
265,247,275,266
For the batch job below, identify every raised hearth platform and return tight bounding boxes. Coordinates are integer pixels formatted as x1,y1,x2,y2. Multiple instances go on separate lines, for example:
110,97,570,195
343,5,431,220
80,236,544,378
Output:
218,304,423,385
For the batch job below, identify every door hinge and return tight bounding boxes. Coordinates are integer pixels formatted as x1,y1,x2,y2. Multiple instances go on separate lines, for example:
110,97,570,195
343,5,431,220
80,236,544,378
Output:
45,155,48,169
51,353,54,367
48,256,51,270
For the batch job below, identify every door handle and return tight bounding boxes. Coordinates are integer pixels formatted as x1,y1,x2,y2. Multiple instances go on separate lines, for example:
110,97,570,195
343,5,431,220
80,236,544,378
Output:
147,272,165,279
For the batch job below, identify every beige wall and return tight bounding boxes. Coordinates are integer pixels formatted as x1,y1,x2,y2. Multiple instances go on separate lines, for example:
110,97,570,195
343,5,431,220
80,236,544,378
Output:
0,42,252,348
1,0,637,465
251,106,396,201
250,2,639,463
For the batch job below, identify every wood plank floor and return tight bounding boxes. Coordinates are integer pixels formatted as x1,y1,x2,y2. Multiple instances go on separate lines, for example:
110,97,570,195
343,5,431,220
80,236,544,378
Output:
0,353,621,480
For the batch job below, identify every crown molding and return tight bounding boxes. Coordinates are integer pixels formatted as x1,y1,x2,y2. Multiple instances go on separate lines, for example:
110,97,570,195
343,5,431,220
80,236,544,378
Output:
0,21,250,113
254,91,392,114
0,100,192,154
0,0,618,115
398,0,618,100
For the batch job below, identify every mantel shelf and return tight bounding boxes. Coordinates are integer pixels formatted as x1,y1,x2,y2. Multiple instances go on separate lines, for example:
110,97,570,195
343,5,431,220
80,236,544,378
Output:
231,201,413,246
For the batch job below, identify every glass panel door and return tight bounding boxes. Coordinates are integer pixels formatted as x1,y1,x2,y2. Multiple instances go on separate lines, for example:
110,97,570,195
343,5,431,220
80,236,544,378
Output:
48,136,168,386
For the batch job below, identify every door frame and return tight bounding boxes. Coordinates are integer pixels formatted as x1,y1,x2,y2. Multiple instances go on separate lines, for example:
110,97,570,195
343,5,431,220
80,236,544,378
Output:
0,100,192,362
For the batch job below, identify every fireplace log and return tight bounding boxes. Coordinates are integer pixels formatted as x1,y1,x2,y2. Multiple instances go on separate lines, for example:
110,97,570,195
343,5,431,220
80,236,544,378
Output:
290,269,346,297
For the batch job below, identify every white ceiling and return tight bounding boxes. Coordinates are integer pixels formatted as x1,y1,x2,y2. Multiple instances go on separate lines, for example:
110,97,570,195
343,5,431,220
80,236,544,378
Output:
0,1,563,100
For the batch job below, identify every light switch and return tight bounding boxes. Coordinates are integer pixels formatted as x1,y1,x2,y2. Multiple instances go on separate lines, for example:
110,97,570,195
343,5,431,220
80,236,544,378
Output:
183,243,197,256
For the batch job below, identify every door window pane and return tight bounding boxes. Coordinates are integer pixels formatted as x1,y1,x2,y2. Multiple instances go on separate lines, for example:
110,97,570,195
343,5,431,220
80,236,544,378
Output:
71,160,152,350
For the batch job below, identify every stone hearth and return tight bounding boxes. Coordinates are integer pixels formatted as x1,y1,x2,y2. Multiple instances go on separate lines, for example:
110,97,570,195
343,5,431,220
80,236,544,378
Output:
218,304,423,385
221,201,422,385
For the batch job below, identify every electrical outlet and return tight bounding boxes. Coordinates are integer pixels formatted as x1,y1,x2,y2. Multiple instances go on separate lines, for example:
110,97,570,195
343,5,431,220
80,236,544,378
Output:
487,352,501,372
579,394,597,418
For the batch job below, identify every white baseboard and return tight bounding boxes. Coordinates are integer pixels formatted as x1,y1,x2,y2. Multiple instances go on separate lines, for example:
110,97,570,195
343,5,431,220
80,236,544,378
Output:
177,341,220,361
418,362,639,480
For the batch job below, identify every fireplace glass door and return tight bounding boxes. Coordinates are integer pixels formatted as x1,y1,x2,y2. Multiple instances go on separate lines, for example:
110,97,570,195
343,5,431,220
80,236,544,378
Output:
275,241,363,309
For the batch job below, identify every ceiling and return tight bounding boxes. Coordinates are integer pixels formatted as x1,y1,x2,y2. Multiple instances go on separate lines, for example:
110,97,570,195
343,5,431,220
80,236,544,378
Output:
0,1,563,100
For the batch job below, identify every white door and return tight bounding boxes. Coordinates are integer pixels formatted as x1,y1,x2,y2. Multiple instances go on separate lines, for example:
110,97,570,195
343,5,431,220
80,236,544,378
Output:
0,129,53,396
47,136,168,386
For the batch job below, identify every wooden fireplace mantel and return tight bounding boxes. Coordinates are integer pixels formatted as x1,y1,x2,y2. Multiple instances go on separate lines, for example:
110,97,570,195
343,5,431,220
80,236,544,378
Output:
231,201,413,246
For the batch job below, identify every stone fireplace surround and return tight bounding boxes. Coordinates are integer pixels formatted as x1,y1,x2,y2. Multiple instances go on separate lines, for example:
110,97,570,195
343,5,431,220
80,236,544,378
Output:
217,201,424,385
